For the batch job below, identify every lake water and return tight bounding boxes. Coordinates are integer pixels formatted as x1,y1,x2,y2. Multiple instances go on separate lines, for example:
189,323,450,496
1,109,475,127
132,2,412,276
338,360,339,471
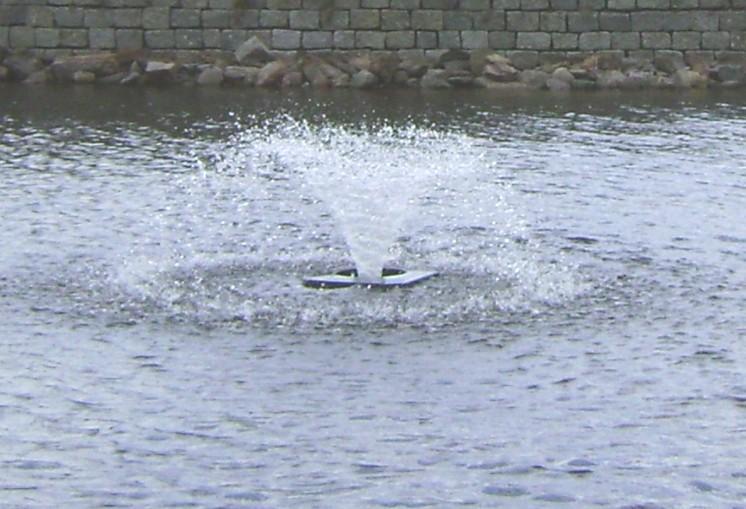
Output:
1,85,745,508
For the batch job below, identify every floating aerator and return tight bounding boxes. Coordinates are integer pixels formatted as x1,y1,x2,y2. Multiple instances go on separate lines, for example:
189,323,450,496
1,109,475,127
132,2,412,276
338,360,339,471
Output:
303,268,438,289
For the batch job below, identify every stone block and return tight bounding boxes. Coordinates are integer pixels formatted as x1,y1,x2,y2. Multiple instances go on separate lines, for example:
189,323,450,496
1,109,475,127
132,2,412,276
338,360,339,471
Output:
520,0,548,8
670,0,697,7
181,0,209,7
423,0,459,7
260,10,288,28
35,28,61,48
412,11,442,30
702,31,730,50
351,9,380,29
506,12,538,32
731,32,746,50
302,30,332,48
391,0,419,8
552,33,577,50
172,9,200,28
221,29,249,49
416,30,437,49
233,10,260,29
721,12,746,31
637,0,669,8
578,0,605,9
209,0,239,6
611,31,639,49
85,9,112,28
145,29,175,48
663,12,693,31
356,30,386,48
289,10,319,29
0,6,28,26
386,30,415,48
0,27,7,49
630,12,664,32
334,30,356,48
142,7,169,29
321,10,349,30
267,0,302,7
438,30,461,48
174,29,202,48
382,10,410,31
579,32,610,50
641,32,671,49
567,12,598,32
303,0,329,7
90,28,115,48
474,10,505,31
549,0,576,8
699,0,730,7
28,7,55,27
489,30,515,49
111,9,141,28
673,31,700,50
690,12,719,31
494,0,521,8
517,31,550,50
600,13,630,32
540,12,565,32
53,7,84,27
462,30,488,49
8,26,35,49
202,9,231,28
362,0,390,6
444,11,472,30
57,30,83,49
607,0,634,9
462,0,490,9
202,29,221,48
272,29,300,48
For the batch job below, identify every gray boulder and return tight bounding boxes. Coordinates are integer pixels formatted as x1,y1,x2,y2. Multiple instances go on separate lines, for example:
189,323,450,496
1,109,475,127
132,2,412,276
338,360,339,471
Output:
673,69,707,89
596,70,626,89
197,66,224,86
350,69,378,89
4,54,45,81
546,77,571,92
654,51,685,75
712,64,744,83
420,69,452,89
483,55,518,82
281,70,304,87
24,69,51,85
51,53,120,81
520,69,549,89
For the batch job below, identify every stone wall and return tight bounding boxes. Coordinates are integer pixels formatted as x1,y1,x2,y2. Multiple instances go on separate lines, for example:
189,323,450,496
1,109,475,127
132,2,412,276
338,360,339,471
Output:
2,0,746,62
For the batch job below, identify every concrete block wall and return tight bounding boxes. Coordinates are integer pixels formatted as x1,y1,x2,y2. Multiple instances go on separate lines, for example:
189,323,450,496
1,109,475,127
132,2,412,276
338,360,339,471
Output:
2,0,746,58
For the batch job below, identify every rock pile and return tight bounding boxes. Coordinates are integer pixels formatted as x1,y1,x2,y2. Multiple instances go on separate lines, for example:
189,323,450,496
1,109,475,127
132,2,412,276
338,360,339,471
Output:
1,37,744,91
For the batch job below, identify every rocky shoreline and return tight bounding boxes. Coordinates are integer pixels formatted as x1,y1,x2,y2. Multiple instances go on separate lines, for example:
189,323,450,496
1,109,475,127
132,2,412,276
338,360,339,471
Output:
1,37,745,91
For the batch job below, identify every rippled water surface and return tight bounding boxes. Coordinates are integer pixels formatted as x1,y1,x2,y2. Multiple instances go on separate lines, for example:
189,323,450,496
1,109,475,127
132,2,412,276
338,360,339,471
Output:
1,86,746,508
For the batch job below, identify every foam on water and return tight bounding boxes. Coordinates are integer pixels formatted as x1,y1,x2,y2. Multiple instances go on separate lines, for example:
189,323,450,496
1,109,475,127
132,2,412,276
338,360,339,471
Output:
100,117,589,329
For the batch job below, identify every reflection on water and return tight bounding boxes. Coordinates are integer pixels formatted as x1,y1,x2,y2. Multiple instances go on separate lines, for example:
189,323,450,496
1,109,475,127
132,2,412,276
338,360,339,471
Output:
1,85,746,508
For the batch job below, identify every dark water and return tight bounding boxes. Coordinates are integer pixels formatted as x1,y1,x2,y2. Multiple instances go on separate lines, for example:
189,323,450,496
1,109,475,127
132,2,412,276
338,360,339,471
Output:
1,85,746,508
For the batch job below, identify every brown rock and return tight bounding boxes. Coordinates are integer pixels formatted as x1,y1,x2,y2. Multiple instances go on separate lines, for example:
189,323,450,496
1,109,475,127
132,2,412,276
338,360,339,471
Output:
369,53,400,83
4,54,45,81
51,53,120,81
302,56,331,87
72,70,96,83
474,77,528,90
420,69,451,89
520,69,549,89
483,58,519,82
256,60,289,87
24,69,51,85
281,70,304,87
469,48,493,75
400,56,429,78
0,66,8,81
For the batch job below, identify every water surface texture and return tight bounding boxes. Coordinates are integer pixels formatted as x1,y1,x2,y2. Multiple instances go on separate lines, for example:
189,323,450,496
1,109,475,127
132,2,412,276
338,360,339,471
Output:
1,86,746,508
